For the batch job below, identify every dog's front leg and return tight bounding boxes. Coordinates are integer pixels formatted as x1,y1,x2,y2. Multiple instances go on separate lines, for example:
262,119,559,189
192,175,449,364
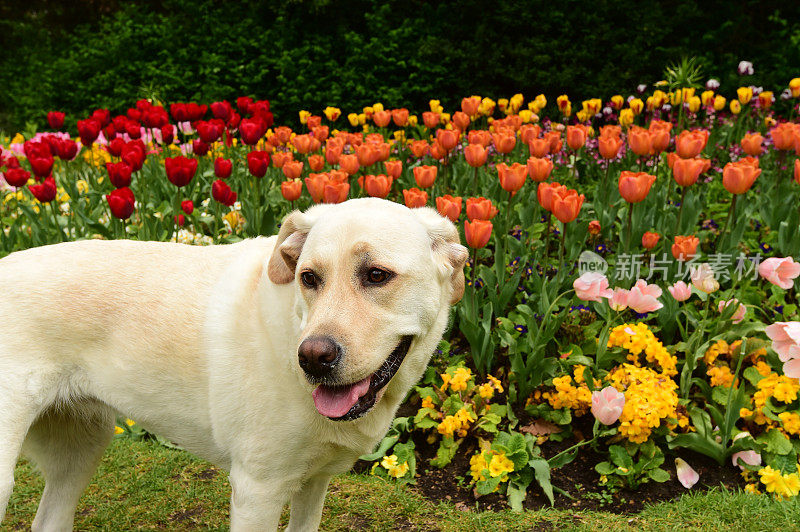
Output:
285,474,331,532
229,464,290,532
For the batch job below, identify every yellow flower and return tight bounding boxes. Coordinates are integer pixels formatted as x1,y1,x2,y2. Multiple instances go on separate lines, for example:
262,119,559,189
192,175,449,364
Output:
450,367,472,392
347,113,359,127
298,110,311,125
701,90,715,106
610,95,624,109
440,372,451,391
323,107,341,121
629,98,644,115
707,366,734,388
576,110,590,123
488,452,515,478
713,95,727,111
744,483,760,494
75,180,89,195
759,466,800,498
487,375,504,393
556,95,571,117
469,453,489,481
790,78,800,98
428,100,441,113
421,396,434,409
780,412,800,435
479,97,496,116
681,87,696,101
381,454,398,469
688,96,702,113
669,91,683,105
125,419,135,426
737,86,753,104
478,383,494,400
387,462,409,478
619,109,634,128
730,100,742,115
114,426,124,435
518,109,533,123
372,103,384,113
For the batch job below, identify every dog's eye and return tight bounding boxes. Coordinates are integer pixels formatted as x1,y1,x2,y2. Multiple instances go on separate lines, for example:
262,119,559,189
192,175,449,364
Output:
365,268,391,285
300,270,318,289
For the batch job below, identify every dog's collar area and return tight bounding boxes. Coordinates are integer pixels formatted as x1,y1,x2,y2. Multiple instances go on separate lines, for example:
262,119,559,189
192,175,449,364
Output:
321,335,414,422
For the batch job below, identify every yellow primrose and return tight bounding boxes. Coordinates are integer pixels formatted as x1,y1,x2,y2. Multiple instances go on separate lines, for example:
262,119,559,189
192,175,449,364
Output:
714,95,727,111
469,453,488,481
381,454,398,469
298,110,311,125
487,375,504,393
737,86,753,104
323,106,341,121
387,461,409,478
478,383,494,400
488,452,514,478
779,412,800,435
11,133,25,145
421,395,434,409
759,466,800,498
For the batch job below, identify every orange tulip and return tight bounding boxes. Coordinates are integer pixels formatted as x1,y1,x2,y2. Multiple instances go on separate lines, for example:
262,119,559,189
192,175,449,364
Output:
649,128,670,154
364,174,392,199
291,134,314,154
311,126,329,142
795,159,800,185
323,181,349,204
519,124,541,145
666,152,679,169
552,188,584,223
464,144,488,167
452,111,470,131
642,231,660,250
373,110,392,127
600,125,622,139
325,144,342,165
413,165,438,188
628,126,653,156
672,158,706,187
675,129,709,159
588,220,601,235
497,162,528,193
339,153,360,175
304,173,329,203
376,142,391,162
384,160,402,180
468,130,492,147
466,197,498,221
528,138,551,158
281,180,302,202
392,108,409,127
722,161,761,194
537,181,567,212
598,135,624,159
618,171,656,203
492,131,516,154
436,195,462,222
566,125,587,150
307,116,322,129
544,131,562,153
461,96,481,116
282,160,304,180
429,141,447,160
272,151,293,169
356,143,379,167
274,126,292,144
410,140,430,158
465,219,493,249
307,154,325,172
436,129,460,152
741,133,763,157
403,188,428,208
527,156,553,182
672,235,699,261
422,111,440,129
771,123,799,151
329,169,348,183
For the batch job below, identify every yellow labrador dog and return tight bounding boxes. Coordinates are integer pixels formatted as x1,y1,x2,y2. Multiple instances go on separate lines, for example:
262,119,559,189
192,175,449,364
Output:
0,198,467,531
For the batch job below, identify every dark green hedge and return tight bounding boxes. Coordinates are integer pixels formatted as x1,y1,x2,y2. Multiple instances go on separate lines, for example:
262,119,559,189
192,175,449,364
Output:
1,0,798,131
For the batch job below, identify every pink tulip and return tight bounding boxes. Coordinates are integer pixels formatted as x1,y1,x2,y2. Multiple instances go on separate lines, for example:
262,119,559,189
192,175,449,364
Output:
731,450,761,470
626,279,663,314
591,386,625,425
765,322,800,361
675,458,699,489
783,358,800,380
718,299,746,324
758,257,800,290
608,288,629,311
573,272,613,302
668,281,692,302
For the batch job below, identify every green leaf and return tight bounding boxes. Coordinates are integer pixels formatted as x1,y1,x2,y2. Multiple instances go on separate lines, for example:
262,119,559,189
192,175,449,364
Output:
595,461,616,475
647,467,671,483
529,458,554,505
758,429,793,455
431,437,460,468
609,445,633,470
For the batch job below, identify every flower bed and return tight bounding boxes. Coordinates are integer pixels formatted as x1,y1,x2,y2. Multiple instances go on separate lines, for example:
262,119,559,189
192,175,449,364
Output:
3,63,800,510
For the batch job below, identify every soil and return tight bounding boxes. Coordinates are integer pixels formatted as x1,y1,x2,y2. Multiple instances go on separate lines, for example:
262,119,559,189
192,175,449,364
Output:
352,413,745,514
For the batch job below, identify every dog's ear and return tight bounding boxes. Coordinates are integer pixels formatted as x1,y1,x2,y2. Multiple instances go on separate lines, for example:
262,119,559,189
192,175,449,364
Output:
412,208,469,305
268,205,335,284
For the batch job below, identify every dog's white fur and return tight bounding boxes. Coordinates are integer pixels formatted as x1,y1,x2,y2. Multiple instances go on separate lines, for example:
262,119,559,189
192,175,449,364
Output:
0,198,467,531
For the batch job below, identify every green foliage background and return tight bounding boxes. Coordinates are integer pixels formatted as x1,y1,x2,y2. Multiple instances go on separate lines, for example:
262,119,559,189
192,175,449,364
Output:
1,0,799,130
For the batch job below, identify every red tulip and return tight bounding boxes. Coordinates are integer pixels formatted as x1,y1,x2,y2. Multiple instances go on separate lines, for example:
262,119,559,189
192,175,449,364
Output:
403,188,428,208
160,124,174,145
308,154,325,172
210,101,232,121
384,160,402,180
537,181,567,212
247,151,271,178
121,141,146,172
464,219,493,248
452,111,470,131
106,187,135,219
214,158,232,179
192,139,210,157
642,231,660,250
392,108,410,127
165,156,198,188
373,110,392,127
422,112,440,129
77,118,102,146
212,179,237,206
741,133,763,157
305,173,329,203
461,97,481,116
3,168,31,187
28,176,57,203
91,108,111,127
436,129,459,152
281,180,303,202
239,118,266,145
618,171,656,203
528,138,550,158
108,137,126,157
436,195,462,222
672,235,700,261
47,111,65,130
492,131,516,154
566,125,587,150
181,200,194,215
197,119,225,143
627,126,653,156
598,135,624,159
468,130,492,147
106,162,132,188
339,154,360,175
29,155,54,178
409,140,430,158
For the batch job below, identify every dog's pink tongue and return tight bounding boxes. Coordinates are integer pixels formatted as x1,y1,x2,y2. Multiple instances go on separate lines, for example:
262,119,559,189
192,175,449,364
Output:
312,376,372,418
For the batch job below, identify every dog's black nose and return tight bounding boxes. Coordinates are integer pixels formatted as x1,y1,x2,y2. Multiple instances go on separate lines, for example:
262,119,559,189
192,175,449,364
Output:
298,336,342,378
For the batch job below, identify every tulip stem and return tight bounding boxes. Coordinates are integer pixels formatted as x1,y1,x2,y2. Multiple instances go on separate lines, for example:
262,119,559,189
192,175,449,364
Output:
470,247,478,321
715,195,738,251
625,202,634,255
558,223,567,278
473,166,479,196
674,186,688,236
49,202,64,243
542,212,552,275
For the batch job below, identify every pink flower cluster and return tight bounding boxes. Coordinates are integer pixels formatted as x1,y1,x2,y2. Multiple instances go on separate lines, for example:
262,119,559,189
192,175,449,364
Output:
573,273,663,314
766,322,800,380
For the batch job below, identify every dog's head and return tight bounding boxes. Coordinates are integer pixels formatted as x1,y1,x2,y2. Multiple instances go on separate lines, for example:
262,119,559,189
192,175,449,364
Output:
268,198,468,421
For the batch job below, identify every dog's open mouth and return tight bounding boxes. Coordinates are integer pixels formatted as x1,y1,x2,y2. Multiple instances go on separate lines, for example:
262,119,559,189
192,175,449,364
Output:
311,335,413,421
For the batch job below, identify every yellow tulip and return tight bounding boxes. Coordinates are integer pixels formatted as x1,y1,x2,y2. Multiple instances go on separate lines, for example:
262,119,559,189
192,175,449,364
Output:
669,91,683,105
440,112,451,124
701,90,715,106
611,95,624,109
629,98,644,115
535,93,547,109
730,100,742,114
681,87,695,102
557,95,571,116
480,97,496,116
519,109,533,123
688,96,701,113
652,90,667,107
714,95,727,111
429,99,441,112
299,110,311,124
323,106,341,121
408,115,418,127
619,108,634,127
576,110,590,123
737,87,753,104
372,102,384,113
347,113,359,127
790,78,800,98
646,96,656,111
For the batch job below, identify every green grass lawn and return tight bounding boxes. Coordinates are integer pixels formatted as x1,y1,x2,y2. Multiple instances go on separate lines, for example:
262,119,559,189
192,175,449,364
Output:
5,438,799,531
